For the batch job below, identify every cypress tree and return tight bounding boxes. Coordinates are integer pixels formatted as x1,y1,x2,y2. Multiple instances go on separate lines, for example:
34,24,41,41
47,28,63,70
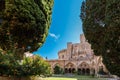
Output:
0,0,54,59
80,0,120,77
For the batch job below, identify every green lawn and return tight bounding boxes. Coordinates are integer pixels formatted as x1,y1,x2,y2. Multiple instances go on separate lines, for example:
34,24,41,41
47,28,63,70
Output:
41,75,108,80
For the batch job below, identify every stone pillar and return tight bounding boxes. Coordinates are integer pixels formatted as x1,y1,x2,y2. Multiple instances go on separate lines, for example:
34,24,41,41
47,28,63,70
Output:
76,62,78,73
80,69,83,75
95,67,99,76
84,69,86,75
90,68,93,75
80,69,82,75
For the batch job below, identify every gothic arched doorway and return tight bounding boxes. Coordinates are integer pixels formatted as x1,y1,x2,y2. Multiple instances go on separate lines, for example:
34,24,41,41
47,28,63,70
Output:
86,68,90,75
65,62,75,74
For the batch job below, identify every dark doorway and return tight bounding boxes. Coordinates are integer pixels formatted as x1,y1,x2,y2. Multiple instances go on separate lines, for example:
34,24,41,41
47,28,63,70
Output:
68,68,72,73
72,68,75,73
93,69,95,74
65,68,68,73
82,68,85,75
78,68,82,75
86,68,90,75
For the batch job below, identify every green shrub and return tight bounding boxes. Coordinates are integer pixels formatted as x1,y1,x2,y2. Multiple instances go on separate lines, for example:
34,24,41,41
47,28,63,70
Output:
53,65,63,74
0,51,51,78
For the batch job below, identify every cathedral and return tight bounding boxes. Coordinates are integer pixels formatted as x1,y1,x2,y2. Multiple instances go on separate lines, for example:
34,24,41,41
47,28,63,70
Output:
47,34,107,75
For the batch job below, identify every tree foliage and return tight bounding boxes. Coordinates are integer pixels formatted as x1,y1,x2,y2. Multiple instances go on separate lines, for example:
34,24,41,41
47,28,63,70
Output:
0,0,54,56
53,65,63,74
80,0,120,77
0,51,51,77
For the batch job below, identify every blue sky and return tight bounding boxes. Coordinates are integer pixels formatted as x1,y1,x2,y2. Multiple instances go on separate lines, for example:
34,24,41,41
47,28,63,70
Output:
34,0,83,59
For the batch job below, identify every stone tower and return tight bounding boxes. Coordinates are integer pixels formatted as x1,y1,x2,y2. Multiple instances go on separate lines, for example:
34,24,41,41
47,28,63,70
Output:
67,42,72,60
80,34,86,43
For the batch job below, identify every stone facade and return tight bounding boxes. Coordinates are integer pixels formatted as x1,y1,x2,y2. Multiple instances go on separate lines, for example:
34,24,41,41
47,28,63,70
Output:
47,34,107,75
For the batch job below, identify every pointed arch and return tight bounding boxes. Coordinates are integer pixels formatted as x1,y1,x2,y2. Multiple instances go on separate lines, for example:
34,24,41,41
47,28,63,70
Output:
52,63,61,69
78,62,90,68
65,62,76,73
65,62,76,68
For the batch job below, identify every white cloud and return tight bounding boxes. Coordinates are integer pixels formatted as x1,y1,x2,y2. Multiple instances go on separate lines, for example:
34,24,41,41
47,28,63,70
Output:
49,32,60,40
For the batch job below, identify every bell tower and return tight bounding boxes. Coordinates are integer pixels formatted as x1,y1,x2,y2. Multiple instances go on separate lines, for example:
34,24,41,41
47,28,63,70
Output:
80,34,86,43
